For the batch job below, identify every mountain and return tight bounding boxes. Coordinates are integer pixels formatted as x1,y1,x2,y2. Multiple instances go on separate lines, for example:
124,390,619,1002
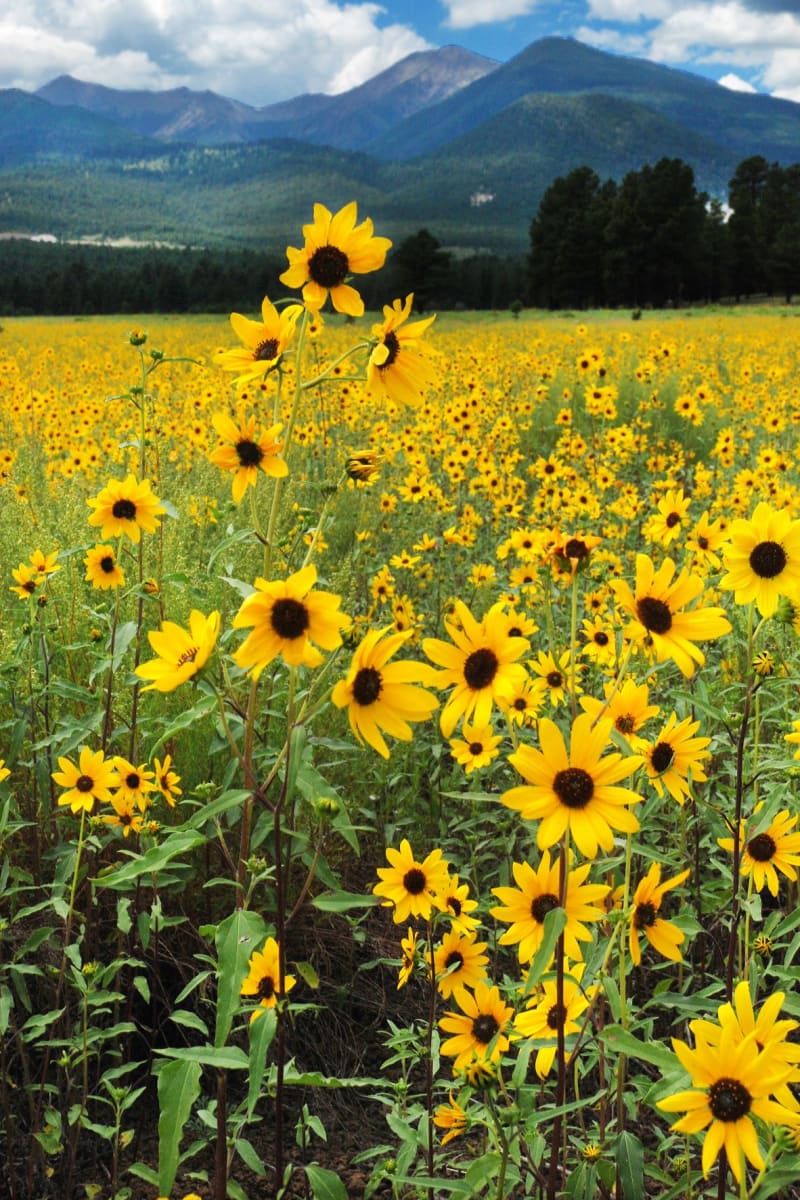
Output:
35,47,498,148
366,36,800,164
0,89,162,165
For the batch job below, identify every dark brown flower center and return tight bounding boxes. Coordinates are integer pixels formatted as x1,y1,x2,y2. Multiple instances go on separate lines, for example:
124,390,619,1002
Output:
531,893,560,924
513,697,527,711
593,631,609,646
463,647,499,690
749,540,787,579
650,742,675,773
708,1078,751,1122
125,772,140,790
564,538,589,559
615,714,635,734
447,897,462,917
270,597,310,640
636,596,673,634
176,646,199,668
547,1003,567,1030
254,338,279,362
352,666,383,706
22,580,36,593
308,244,349,289
112,498,137,520
472,1014,499,1045
236,438,264,467
552,767,594,809
99,554,115,573
665,512,680,528
257,975,275,1001
379,330,400,369
633,901,657,929
403,867,426,895
444,951,464,972
76,774,95,793
697,535,709,550
747,832,777,862
469,741,484,756
546,671,563,688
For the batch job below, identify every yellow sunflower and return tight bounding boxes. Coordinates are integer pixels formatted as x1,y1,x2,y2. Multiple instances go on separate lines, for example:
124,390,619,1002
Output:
434,929,490,1002
87,475,166,544
52,746,119,814
433,1093,468,1145
643,713,711,805
718,806,800,896
439,981,514,1072
449,721,503,773
240,936,296,1021
422,600,530,737
214,297,303,382
490,850,610,964
331,626,438,759
720,501,800,617
579,678,660,752
374,839,450,923
279,201,391,316
153,754,182,806
611,553,731,678
233,564,349,677
629,863,690,965
658,1024,796,1183
514,960,597,1079
364,294,437,407
135,610,220,692
84,543,126,591
209,412,288,503
502,714,642,859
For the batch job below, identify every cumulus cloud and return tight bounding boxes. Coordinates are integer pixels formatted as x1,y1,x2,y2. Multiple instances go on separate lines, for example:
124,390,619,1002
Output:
0,0,431,104
718,70,758,89
442,0,542,29
585,1,675,17
575,24,650,54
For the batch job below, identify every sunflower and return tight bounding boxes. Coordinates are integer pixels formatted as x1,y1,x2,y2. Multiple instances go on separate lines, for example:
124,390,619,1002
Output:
364,294,437,407
490,850,610,964
113,756,156,813
135,610,221,692
422,600,530,738
643,713,711,805
433,1093,468,1145
153,755,182,806
87,475,166,544
52,746,119,814
331,626,438,759
579,678,660,752
233,565,348,677
720,501,800,618
432,873,481,934
611,553,731,678
397,927,418,990
208,412,289,503
0,761,9,785
647,487,691,548
214,297,303,383
28,549,60,578
449,721,503,773
279,201,391,316
549,532,602,579
102,794,145,838
657,1025,797,1183
240,936,296,1021
629,863,690,965
530,649,582,709
718,806,800,896
439,981,514,1072
374,839,450,923
686,511,730,570
10,563,40,600
502,714,642,859
496,677,542,727
514,960,597,1079
434,929,490,1002
84,543,126,590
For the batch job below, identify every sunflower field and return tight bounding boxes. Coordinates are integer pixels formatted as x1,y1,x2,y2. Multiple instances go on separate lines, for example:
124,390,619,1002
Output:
2,202,800,1200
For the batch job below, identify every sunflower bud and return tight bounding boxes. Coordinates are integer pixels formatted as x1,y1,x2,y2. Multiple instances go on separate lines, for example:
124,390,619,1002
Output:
128,329,147,346
346,449,382,484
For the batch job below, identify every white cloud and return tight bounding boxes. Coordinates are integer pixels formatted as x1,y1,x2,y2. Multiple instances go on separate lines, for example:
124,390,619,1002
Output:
442,0,542,30
0,0,431,104
647,3,800,63
717,70,757,90
575,24,650,54
585,0,674,18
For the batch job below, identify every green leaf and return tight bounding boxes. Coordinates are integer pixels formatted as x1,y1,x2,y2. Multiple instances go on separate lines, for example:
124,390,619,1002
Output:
147,693,218,757
95,831,206,890
157,1057,202,1197
157,1045,250,1070
214,908,268,1048
601,1025,679,1073
294,961,320,989
312,891,378,913
523,906,567,993
247,1007,277,1119
235,1136,266,1176
305,1164,348,1200
616,1131,644,1200
169,1009,209,1036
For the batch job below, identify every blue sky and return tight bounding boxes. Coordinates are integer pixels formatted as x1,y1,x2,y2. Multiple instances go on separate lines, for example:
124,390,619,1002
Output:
2,0,800,105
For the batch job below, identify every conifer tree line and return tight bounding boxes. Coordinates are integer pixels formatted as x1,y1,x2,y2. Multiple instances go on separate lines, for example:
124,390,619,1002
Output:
0,153,797,316
527,155,800,309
